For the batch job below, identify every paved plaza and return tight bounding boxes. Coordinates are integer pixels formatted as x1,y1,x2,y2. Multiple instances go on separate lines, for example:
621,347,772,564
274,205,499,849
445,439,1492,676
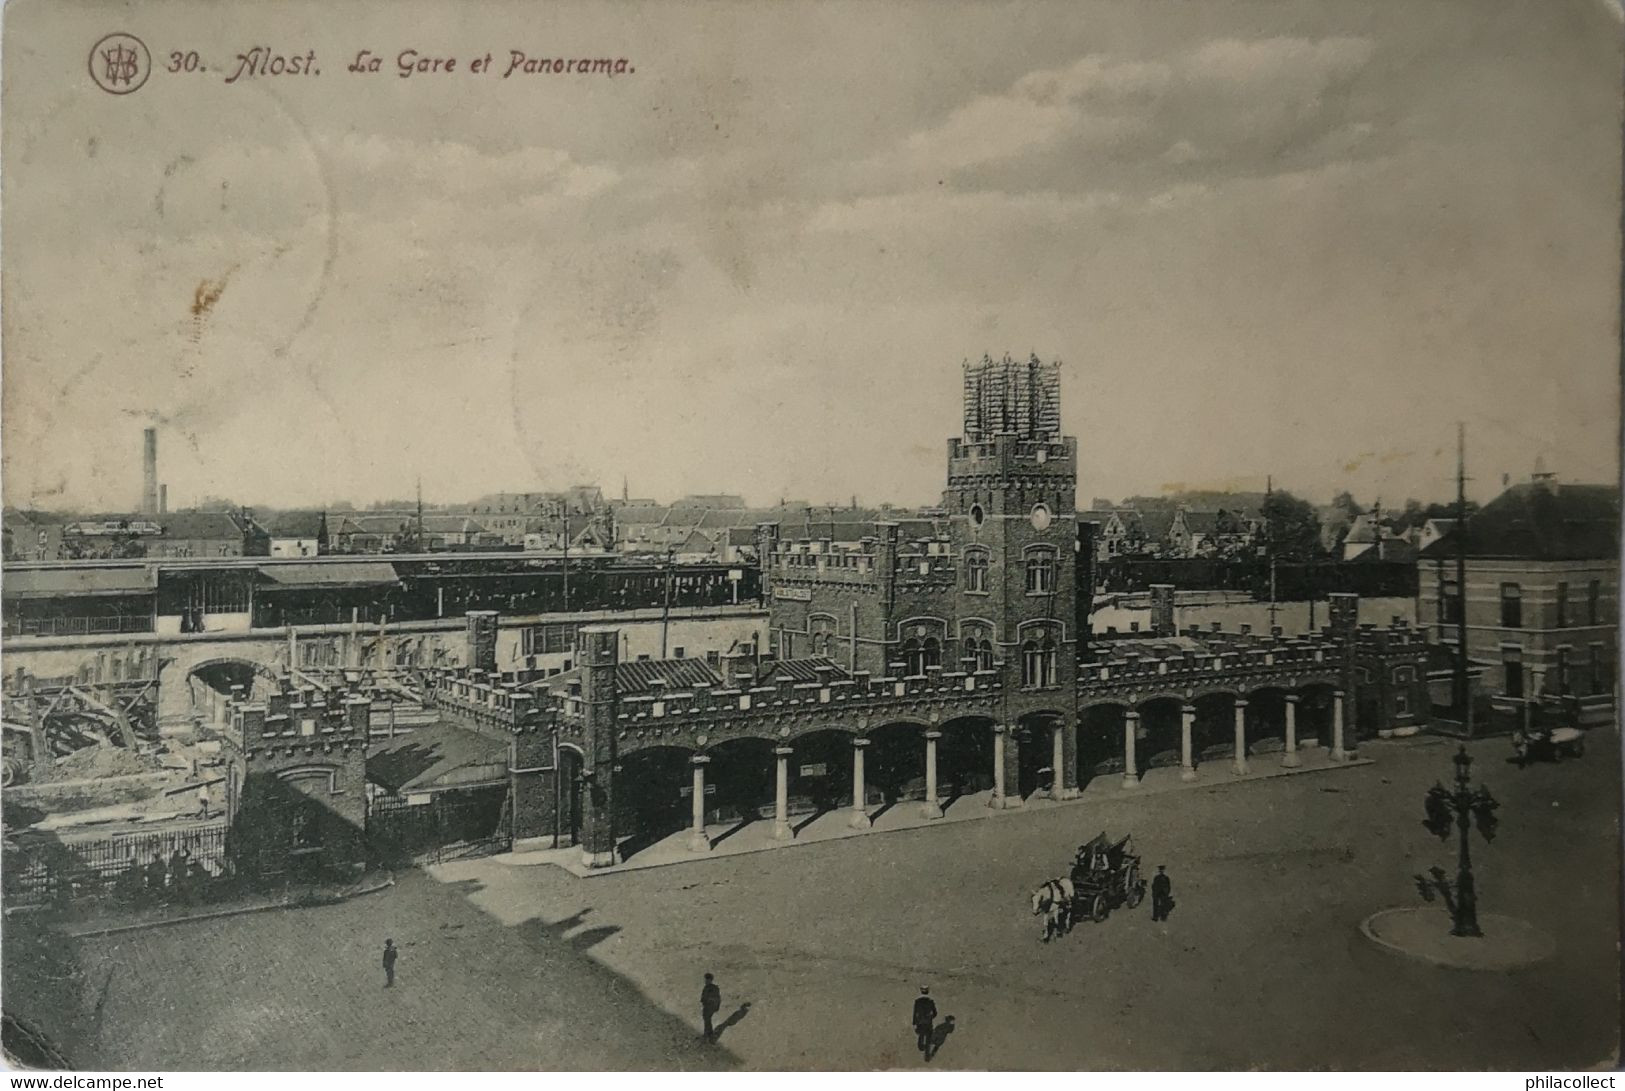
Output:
47,731,1623,1070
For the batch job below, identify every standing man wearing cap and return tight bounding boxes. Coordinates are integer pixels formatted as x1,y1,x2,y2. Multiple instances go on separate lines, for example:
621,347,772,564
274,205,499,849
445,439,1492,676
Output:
1151,865,1174,922
700,972,722,1041
912,986,938,1059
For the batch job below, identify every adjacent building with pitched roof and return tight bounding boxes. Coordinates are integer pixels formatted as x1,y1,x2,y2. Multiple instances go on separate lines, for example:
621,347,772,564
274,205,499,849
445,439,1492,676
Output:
1417,470,1619,722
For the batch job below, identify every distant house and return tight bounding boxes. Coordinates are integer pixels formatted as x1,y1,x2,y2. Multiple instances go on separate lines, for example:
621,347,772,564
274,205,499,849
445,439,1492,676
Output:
1169,509,1217,556
264,512,328,558
674,528,719,562
1341,511,1411,562
417,515,499,550
332,513,414,553
1076,510,1129,561
1417,471,1619,722
1417,518,1457,553
1133,510,1177,556
59,515,164,560
522,513,613,552
148,511,248,558
2,510,65,561
723,526,758,564
671,494,745,512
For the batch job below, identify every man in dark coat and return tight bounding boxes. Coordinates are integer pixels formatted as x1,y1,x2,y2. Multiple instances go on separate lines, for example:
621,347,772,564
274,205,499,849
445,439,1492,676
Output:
912,986,937,1059
1151,865,1174,921
700,972,722,1041
382,939,398,987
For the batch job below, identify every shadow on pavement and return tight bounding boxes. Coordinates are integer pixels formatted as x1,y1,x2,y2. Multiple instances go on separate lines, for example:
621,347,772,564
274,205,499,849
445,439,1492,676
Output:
713,1001,752,1041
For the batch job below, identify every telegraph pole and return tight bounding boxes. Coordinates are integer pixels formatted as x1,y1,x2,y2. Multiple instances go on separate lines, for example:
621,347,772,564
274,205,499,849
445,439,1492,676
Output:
661,546,676,658
1265,475,1279,630
1455,423,1473,735
414,476,425,553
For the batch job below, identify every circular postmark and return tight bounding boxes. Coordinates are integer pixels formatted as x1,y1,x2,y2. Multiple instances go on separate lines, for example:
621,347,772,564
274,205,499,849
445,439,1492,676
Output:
88,33,151,95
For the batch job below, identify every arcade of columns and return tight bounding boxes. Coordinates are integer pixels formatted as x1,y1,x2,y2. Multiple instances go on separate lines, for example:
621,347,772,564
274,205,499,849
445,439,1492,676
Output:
669,689,1349,854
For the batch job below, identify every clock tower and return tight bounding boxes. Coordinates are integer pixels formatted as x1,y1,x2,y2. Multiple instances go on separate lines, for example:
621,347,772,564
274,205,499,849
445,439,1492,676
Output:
944,354,1078,678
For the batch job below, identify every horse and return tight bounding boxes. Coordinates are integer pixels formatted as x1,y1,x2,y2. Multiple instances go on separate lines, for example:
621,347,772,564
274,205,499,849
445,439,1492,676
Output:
1030,877,1075,942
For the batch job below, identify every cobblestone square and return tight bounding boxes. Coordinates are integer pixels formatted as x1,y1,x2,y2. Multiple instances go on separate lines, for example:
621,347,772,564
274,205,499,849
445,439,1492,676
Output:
54,733,1620,1071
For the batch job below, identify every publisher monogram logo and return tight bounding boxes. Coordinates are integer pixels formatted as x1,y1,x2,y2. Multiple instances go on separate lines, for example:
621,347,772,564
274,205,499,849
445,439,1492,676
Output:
89,33,151,95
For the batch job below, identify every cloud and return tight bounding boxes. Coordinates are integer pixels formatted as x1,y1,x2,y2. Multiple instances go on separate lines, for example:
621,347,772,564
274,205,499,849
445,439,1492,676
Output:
873,35,1380,198
1185,36,1374,93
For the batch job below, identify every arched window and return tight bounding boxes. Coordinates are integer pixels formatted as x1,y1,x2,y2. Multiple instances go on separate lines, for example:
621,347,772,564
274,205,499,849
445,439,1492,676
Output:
903,638,924,677
964,550,989,593
923,637,941,670
1022,635,1058,687
976,639,994,672
1025,547,1056,594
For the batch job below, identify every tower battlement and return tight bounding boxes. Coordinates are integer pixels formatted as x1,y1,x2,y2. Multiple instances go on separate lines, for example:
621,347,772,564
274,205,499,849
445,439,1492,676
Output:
946,354,1076,517
961,353,1062,442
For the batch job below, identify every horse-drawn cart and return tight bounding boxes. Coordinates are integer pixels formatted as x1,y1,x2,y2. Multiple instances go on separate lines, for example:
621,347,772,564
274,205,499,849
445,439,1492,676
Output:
1512,723,1585,766
1069,832,1146,922
1031,831,1150,940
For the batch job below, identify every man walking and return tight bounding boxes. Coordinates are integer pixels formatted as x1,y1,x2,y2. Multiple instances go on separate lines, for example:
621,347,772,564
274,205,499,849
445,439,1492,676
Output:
382,938,398,988
912,986,937,1060
1151,865,1174,921
700,972,722,1041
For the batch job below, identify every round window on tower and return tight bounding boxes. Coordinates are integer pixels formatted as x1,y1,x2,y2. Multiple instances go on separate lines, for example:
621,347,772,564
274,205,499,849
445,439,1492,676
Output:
1030,504,1052,531
969,503,985,528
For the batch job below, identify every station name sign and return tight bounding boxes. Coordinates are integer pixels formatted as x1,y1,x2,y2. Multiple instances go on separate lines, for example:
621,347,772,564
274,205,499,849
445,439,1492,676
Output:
773,587,813,602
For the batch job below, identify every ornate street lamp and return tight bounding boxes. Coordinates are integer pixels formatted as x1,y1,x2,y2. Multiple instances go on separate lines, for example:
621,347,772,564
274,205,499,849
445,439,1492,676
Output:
1414,745,1500,936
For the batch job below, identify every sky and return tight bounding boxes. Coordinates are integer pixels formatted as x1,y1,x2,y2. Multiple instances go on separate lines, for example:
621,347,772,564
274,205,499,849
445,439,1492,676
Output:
3,0,1621,514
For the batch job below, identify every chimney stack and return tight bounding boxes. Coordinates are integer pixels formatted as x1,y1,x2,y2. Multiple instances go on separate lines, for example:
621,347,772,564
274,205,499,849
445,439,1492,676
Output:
159,484,168,515
141,428,158,516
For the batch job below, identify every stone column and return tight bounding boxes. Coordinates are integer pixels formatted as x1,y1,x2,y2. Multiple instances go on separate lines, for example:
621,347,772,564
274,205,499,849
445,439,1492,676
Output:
921,731,943,819
1180,705,1198,782
1051,724,1067,798
991,725,1007,807
849,738,872,828
1057,719,1079,800
1232,699,1251,775
773,747,794,840
1331,689,1347,762
1122,711,1140,789
1282,694,1302,768
997,726,1023,808
687,756,712,852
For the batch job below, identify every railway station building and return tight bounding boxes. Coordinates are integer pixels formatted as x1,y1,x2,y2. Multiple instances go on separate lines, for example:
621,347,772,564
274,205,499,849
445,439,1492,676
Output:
320,356,1433,866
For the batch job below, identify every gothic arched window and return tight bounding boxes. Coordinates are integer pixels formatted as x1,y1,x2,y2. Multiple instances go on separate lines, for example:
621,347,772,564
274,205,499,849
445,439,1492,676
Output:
1021,635,1058,686
903,638,924,677
964,549,989,593
1025,547,1056,595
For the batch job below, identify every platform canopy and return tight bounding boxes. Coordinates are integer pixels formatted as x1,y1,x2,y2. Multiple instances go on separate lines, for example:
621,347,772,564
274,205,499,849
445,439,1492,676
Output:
2,566,157,599
255,561,401,591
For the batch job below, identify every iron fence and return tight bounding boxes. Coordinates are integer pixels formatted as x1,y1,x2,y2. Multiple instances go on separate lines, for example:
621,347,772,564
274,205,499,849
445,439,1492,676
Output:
366,785,511,865
3,823,229,906
2,614,156,638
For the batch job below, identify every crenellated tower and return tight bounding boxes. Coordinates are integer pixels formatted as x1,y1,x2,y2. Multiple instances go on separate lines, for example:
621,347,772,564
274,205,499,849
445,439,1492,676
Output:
945,354,1078,664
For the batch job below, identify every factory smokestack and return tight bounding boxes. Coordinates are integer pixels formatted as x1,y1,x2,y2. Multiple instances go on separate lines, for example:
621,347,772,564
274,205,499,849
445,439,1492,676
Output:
142,428,158,515
159,484,168,515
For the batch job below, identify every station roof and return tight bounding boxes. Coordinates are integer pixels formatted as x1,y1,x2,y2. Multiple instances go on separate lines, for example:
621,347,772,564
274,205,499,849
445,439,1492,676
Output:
3,566,156,599
256,561,401,591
